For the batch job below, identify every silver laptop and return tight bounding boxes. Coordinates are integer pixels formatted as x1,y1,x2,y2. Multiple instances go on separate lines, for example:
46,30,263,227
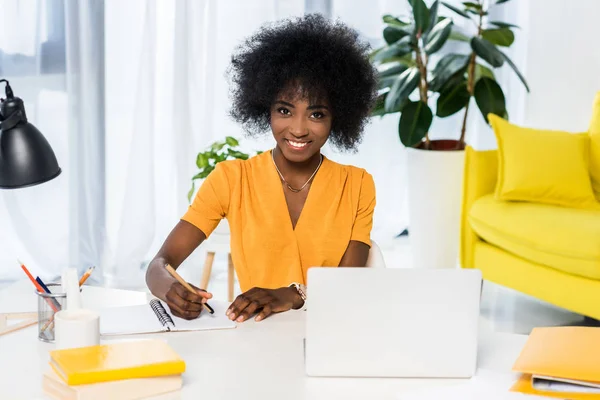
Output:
305,267,482,378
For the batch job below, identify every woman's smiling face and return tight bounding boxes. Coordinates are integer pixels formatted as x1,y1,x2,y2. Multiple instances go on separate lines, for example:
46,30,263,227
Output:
269,85,332,163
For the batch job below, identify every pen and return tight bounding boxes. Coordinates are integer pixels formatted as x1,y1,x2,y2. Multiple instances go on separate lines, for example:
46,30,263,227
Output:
165,264,214,314
35,276,61,310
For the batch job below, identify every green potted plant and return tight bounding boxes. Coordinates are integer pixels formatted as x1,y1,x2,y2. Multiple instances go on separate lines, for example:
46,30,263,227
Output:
435,0,529,144
188,136,261,201
370,0,527,268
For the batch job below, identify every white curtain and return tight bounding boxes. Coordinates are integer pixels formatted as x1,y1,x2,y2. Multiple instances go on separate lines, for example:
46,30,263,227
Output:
0,0,303,287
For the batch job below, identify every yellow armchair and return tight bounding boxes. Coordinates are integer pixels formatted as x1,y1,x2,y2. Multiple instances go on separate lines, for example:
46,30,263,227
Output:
460,146,600,320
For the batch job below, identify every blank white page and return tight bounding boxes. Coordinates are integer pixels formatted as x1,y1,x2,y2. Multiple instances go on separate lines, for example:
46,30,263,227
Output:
98,304,164,335
169,300,236,332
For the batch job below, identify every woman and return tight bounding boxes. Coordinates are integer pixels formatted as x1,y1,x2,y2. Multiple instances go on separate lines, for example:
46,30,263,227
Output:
146,14,378,323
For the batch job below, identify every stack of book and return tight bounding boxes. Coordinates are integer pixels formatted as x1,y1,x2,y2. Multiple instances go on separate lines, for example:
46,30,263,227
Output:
511,326,600,399
43,339,185,400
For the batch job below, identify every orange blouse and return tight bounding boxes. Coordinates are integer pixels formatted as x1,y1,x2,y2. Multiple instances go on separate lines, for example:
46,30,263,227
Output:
181,150,376,292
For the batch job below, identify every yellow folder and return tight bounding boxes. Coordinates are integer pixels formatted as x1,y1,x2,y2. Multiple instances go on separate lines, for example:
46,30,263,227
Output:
511,327,600,398
511,374,600,400
49,339,186,386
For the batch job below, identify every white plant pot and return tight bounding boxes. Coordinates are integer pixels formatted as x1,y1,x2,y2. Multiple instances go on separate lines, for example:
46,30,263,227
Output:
406,146,465,269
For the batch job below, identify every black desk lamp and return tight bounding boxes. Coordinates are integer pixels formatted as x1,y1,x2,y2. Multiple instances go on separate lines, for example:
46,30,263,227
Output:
0,79,61,189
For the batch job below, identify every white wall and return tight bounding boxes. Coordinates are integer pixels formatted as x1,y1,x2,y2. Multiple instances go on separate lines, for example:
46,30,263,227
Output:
523,0,600,132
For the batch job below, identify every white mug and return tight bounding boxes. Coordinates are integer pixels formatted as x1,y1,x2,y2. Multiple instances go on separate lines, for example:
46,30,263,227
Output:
54,309,100,350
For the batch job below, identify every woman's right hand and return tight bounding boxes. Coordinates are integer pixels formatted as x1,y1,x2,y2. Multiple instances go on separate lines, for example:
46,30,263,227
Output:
164,281,213,320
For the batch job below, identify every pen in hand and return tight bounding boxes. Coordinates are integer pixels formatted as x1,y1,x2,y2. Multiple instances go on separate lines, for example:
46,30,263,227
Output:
164,264,214,314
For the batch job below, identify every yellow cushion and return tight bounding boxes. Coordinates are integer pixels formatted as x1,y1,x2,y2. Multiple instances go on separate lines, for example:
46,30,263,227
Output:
469,194,600,280
589,92,600,201
489,114,599,210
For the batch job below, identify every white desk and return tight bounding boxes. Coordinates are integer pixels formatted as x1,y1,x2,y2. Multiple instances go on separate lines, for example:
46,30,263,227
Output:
0,281,529,400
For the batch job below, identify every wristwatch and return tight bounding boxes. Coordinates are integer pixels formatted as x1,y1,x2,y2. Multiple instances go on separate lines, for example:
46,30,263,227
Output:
289,282,307,307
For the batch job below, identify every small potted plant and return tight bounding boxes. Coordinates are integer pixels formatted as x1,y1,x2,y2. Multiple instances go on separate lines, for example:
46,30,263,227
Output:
371,0,528,268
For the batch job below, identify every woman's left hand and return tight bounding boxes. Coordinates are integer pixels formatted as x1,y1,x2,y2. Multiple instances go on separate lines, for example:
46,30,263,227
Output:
226,287,303,322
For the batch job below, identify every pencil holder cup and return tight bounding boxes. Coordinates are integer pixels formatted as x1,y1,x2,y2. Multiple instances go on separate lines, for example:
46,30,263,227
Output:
36,283,66,342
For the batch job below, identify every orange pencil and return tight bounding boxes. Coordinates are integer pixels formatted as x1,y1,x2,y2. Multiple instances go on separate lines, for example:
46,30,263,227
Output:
78,266,95,286
18,260,59,313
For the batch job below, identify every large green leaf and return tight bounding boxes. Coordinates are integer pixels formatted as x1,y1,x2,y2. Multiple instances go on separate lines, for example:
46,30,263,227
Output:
371,37,412,63
474,77,506,123
378,76,397,90
424,18,453,55
429,53,470,91
380,55,417,67
499,50,530,92
471,37,504,67
399,101,433,147
481,28,514,47
412,0,430,33
384,68,420,113
474,63,495,82
426,0,439,34
383,26,411,45
441,2,472,19
489,20,520,29
449,28,470,42
378,62,409,78
383,15,410,27
372,92,409,116
436,81,470,117
495,0,511,4
463,1,482,9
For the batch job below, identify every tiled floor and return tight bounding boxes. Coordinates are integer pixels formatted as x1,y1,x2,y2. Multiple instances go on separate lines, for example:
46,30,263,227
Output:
2,236,597,335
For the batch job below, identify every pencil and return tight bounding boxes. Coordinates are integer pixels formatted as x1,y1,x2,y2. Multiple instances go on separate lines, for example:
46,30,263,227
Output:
78,266,95,286
165,264,214,314
18,260,59,312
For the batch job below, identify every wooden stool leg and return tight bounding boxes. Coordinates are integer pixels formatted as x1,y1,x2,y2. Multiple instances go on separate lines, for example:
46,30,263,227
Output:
200,252,215,290
228,253,235,302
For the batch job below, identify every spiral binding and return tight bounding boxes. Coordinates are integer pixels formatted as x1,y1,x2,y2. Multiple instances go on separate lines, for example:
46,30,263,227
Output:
150,299,175,329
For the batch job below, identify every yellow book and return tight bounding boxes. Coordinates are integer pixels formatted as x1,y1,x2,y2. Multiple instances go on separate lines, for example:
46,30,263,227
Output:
511,327,600,397
43,369,182,400
49,339,186,386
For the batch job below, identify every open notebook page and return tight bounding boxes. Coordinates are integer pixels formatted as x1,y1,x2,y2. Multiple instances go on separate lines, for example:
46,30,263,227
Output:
169,300,235,332
97,300,235,335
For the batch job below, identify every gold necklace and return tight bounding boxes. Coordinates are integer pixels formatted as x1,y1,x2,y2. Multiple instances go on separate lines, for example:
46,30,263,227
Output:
271,148,323,193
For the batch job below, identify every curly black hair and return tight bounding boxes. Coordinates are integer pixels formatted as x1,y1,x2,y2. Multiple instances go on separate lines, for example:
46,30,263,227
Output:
227,13,378,151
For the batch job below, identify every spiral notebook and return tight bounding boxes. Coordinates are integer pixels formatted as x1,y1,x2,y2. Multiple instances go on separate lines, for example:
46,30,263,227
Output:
98,299,236,335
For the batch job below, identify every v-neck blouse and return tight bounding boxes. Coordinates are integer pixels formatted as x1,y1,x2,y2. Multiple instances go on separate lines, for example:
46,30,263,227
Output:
181,150,376,292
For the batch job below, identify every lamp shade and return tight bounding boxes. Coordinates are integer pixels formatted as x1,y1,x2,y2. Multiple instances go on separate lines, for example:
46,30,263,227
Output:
0,83,61,189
